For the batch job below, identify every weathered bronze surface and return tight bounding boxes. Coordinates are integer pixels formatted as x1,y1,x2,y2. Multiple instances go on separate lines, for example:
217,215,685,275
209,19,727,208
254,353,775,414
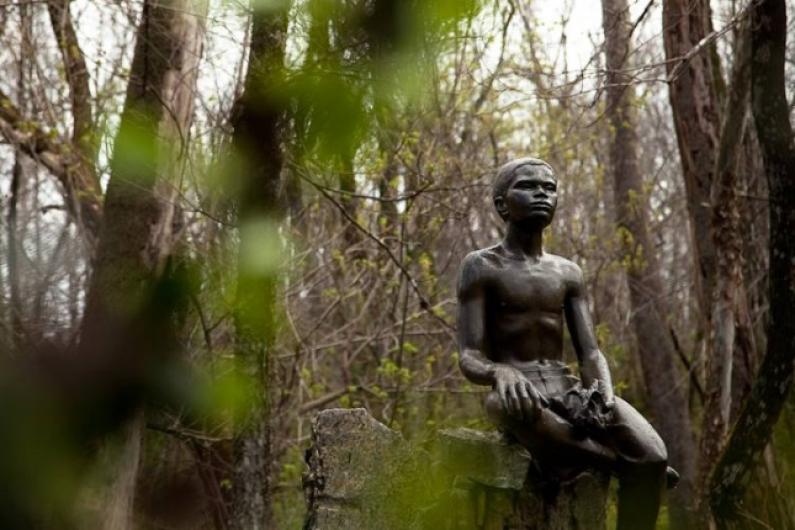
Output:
456,158,674,530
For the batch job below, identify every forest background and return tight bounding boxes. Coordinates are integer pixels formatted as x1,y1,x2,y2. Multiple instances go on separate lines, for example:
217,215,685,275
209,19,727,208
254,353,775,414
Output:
0,0,793,529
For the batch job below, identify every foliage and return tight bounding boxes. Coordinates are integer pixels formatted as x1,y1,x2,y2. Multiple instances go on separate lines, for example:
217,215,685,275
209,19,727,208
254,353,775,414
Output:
0,0,792,528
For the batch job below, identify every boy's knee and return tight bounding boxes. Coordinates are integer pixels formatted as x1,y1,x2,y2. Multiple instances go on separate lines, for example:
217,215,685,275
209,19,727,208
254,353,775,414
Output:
643,432,668,467
617,427,667,473
484,391,539,425
484,391,508,425
643,445,667,469
633,436,667,472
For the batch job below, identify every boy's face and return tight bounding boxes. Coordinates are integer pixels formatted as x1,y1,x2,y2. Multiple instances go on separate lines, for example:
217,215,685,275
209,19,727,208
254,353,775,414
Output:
495,164,558,226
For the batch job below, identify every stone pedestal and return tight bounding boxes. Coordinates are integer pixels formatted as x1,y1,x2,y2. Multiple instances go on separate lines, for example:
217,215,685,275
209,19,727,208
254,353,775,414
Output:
303,408,609,530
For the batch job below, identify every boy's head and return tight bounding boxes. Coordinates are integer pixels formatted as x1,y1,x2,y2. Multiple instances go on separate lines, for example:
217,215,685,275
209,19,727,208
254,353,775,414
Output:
493,158,557,223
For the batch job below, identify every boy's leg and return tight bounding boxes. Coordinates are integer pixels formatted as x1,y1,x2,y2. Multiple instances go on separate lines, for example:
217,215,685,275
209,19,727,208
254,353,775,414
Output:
597,397,667,530
485,391,668,530
484,390,616,470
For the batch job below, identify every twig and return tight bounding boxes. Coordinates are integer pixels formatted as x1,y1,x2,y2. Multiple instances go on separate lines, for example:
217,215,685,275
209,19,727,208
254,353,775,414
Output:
147,420,229,445
305,177,455,332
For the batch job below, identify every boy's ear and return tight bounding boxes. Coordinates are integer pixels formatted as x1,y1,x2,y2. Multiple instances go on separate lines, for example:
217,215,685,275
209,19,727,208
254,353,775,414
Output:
494,196,508,219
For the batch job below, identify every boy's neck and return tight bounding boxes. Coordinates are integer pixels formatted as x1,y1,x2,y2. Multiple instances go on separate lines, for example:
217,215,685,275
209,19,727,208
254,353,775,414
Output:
503,221,544,259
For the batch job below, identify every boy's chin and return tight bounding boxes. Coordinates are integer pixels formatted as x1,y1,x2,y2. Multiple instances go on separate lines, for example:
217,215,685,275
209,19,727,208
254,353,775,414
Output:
515,213,553,227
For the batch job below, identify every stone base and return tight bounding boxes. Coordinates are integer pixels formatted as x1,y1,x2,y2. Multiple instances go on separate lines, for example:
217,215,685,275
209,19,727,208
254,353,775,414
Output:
303,408,609,530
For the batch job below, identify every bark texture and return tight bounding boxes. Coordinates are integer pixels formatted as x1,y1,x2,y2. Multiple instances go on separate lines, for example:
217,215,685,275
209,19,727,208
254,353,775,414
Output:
46,0,103,241
662,0,724,318
374,87,400,241
699,21,753,490
0,1,104,243
601,0,697,526
228,4,290,529
732,123,766,420
0,87,101,242
709,1,795,527
79,1,207,528
7,5,31,351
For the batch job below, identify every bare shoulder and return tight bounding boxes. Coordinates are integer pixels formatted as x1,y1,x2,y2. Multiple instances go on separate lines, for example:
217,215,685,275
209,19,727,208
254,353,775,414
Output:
544,253,585,292
457,246,502,295
460,245,506,271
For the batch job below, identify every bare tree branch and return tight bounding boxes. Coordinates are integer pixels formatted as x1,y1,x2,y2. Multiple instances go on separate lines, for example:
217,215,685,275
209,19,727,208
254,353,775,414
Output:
0,88,102,241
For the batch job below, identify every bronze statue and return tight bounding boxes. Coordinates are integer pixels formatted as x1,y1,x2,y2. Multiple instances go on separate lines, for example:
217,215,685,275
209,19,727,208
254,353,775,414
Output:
456,158,676,530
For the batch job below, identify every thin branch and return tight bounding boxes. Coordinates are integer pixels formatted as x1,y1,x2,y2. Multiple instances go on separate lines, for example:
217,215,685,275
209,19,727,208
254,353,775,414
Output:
301,172,455,332
147,420,230,445
46,0,97,168
0,89,102,240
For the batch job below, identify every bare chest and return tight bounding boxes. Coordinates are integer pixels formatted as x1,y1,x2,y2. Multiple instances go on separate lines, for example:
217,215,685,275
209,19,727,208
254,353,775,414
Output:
485,265,567,314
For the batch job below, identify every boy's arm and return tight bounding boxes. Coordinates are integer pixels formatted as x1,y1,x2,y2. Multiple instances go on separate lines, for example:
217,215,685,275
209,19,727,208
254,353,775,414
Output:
564,264,615,405
456,253,497,386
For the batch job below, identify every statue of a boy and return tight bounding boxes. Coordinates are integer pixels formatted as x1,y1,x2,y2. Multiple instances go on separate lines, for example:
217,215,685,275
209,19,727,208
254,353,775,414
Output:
456,157,676,530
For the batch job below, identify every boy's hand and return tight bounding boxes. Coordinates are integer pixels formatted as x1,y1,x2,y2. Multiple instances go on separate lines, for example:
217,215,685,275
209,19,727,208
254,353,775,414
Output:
494,365,549,420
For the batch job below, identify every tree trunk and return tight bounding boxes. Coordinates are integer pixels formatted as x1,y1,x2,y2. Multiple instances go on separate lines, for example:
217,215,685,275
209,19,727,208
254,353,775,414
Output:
699,19,752,492
732,122,766,419
375,111,400,241
601,1,697,527
79,1,207,528
709,1,795,527
662,1,770,514
662,0,724,324
46,0,103,241
228,3,290,528
7,4,31,352
98,410,145,530
338,151,360,248
8,154,24,351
